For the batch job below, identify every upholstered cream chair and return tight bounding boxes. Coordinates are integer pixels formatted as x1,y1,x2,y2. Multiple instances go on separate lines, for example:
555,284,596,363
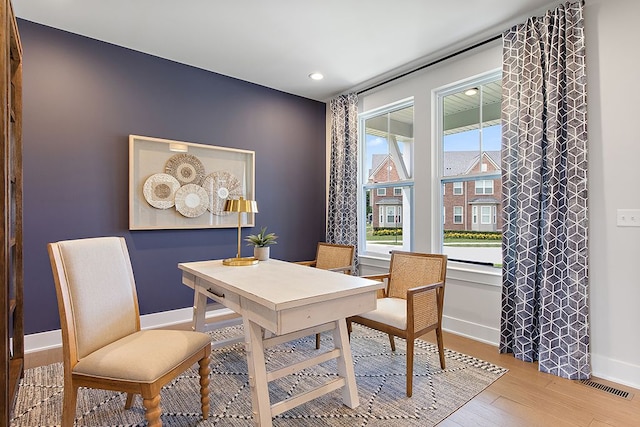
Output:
297,242,355,348
48,237,212,427
347,251,447,397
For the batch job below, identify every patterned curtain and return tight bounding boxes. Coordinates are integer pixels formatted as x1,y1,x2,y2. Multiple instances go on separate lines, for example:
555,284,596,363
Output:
500,1,589,379
327,93,359,270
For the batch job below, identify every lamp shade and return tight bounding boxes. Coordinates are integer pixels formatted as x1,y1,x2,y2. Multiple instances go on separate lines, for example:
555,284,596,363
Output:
223,197,258,213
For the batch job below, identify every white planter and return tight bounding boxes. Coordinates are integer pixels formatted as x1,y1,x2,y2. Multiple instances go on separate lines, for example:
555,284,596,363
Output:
254,246,270,261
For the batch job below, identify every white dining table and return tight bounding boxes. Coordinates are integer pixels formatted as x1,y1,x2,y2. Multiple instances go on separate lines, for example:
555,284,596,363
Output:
179,258,384,426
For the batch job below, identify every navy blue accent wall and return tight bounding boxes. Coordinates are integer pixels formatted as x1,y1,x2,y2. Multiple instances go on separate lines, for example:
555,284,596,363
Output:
19,20,328,334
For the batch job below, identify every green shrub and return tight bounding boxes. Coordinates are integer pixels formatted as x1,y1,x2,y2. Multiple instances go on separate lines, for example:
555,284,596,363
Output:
373,227,403,236
444,230,502,240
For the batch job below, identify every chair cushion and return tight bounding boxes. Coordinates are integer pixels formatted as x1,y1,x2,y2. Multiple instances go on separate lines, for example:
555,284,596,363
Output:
357,298,407,330
73,330,211,383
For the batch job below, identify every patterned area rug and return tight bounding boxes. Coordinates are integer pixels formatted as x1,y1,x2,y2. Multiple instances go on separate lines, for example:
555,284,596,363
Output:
11,324,507,426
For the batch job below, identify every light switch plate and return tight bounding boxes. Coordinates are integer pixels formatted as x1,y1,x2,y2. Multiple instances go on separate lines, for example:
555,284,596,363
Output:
616,209,640,227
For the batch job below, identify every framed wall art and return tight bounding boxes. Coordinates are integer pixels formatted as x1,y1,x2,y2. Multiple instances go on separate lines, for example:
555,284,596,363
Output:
129,135,255,230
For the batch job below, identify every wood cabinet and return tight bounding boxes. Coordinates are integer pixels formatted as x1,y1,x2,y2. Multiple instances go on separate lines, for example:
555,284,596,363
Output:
1,0,22,422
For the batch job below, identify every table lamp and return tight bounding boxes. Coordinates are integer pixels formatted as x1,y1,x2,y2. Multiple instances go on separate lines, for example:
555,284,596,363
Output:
223,197,259,266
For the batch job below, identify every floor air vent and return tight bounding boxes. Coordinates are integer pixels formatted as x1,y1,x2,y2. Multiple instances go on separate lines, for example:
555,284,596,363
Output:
580,379,633,400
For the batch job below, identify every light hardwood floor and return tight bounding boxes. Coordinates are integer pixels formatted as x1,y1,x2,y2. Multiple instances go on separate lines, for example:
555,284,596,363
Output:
24,328,639,426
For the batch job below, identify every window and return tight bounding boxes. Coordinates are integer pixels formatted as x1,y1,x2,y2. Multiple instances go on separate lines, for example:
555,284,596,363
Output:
475,180,493,195
437,72,502,267
481,206,492,224
359,100,414,256
453,206,463,224
386,206,396,223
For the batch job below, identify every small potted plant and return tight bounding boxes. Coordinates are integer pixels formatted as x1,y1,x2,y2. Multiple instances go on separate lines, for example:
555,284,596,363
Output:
244,226,278,261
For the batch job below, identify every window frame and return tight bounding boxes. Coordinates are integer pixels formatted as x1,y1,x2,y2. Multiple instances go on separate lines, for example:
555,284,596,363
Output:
358,98,415,258
475,179,494,195
434,70,502,270
453,206,463,224
480,206,492,224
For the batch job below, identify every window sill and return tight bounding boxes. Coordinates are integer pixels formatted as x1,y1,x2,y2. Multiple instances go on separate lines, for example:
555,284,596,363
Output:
447,260,502,287
358,255,502,288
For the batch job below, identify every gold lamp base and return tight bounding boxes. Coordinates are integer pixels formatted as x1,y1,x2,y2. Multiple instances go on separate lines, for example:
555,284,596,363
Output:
223,256,259,266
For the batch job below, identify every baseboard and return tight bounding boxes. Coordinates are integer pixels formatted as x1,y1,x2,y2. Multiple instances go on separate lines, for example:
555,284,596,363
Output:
591,352,640,391
29,310,500,353
442,315,499,346
25,307,205,354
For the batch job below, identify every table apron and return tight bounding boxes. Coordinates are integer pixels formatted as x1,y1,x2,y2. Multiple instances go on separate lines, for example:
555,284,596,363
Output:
185,273,378,336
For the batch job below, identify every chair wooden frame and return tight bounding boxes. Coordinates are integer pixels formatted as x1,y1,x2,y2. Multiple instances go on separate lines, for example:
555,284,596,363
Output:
297,242,355,348
347,251,447,397
48,237,212,427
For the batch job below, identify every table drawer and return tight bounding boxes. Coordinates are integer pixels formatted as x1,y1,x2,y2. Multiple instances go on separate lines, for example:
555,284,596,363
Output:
197,278,241,312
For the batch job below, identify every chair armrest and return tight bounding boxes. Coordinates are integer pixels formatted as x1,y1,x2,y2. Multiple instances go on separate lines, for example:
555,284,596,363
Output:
407,281,444,296
328,265,352,274
406,281,445,330
361,273,390,297
295,260,317,267
361,273,390,282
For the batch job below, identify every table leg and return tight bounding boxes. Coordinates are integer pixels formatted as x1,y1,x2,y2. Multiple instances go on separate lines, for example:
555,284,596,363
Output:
192,290,208,332
332,318,359,408
243,317,272,426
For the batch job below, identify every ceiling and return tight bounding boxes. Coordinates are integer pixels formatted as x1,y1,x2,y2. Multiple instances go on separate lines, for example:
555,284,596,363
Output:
13,0,558,102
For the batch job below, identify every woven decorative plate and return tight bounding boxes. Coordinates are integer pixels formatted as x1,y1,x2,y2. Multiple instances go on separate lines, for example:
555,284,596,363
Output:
165,153,206,186
174,184,209,218
202,171,243,215
142,173,181,209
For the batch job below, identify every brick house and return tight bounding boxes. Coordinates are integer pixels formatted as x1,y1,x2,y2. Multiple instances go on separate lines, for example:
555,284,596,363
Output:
443,150,501,232
369,151,502,232
368,154,403,228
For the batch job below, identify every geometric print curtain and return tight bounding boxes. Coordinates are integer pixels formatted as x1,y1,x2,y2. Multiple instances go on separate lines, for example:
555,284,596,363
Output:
500,1,590,380
327,93,359,271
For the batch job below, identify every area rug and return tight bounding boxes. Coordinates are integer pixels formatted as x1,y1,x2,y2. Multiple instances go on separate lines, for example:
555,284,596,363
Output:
11,324,507,426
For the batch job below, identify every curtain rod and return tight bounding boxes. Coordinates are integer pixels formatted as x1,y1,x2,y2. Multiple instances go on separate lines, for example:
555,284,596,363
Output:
357,33,502,96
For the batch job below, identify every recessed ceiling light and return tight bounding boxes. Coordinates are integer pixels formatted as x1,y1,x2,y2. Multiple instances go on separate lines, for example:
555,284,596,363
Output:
464,88,478,96
309,72,324,81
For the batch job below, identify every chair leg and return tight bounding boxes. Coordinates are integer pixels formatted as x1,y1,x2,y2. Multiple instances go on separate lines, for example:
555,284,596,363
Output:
61,383,78,427
143,395,162,427
435,326,446,369
388,334,396,352
124,393,135,409
199,355,211,420
406,338,414,397
315,333,321,349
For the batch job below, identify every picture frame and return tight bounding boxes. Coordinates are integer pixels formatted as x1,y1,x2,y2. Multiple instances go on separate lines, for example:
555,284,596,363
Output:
129,135,255,230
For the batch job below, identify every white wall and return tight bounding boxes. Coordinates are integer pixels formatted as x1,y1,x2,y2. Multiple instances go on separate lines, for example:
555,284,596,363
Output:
585,0,640,389
357,0,640,389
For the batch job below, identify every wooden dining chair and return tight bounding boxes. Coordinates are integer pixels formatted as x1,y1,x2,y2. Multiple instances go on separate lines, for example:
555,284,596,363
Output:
297,242,355,348
48,236,212,427
347,250,447,397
